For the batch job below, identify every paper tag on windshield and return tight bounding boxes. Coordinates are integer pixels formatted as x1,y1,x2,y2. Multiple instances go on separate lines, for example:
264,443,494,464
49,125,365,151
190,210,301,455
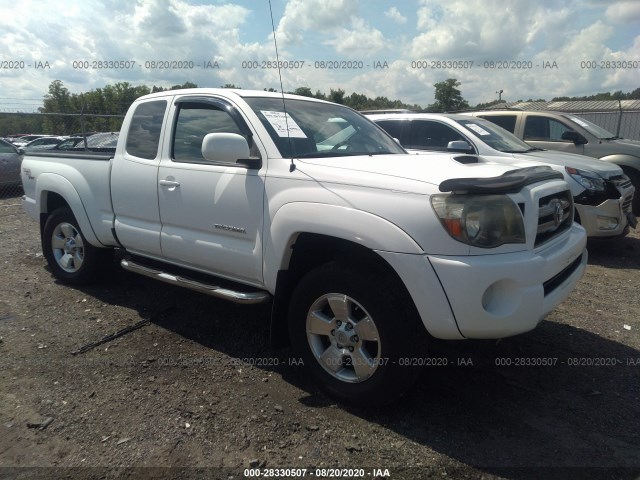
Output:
261,111,307,138
466,123,490,136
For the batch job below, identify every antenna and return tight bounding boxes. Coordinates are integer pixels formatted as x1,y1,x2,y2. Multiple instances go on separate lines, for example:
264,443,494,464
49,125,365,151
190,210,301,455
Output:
268,0,296,172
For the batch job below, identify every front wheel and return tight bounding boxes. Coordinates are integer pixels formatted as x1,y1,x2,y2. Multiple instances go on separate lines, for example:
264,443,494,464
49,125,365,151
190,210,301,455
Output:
42,207,111,285
288,262,424,406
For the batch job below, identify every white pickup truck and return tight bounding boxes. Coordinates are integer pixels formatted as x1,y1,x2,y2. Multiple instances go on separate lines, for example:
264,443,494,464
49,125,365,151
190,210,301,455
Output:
21,89,587,405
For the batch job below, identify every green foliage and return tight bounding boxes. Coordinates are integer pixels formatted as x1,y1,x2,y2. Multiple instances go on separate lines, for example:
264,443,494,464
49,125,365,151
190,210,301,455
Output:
429,78,469,112
1,80,199,136
551,89,640,101
5,78,633,138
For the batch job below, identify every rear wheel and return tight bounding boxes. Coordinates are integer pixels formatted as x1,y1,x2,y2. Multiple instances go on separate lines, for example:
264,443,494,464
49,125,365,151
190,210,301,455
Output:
42,207,111,284
288,262,424,406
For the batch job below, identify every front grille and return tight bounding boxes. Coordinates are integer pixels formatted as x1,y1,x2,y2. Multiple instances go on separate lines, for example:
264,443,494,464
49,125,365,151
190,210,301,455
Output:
543,254,583,296
622,194,633,214
535,190,573,247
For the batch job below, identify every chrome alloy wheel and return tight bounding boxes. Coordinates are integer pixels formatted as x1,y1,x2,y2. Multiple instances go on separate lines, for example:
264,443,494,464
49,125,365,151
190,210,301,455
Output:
51,222,85,273
306,293,382,383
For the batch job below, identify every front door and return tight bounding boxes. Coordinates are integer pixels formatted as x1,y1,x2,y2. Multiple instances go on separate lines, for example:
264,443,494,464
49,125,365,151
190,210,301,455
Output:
157,97,265,285
522,115,585,155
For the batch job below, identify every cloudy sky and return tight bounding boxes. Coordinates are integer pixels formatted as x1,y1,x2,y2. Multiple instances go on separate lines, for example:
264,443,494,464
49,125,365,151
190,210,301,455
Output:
0,0,639,111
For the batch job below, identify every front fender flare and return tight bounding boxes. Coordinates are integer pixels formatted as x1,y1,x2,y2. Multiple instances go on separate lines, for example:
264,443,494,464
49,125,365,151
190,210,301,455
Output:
263,202,423,291
599,154,640,172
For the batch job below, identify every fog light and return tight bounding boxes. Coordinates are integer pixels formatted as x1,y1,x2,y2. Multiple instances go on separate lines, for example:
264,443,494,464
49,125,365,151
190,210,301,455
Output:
596,216,619,230
482,279,521,317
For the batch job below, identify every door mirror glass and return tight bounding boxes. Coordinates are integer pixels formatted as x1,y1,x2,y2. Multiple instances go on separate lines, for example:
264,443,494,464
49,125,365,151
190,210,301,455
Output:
202,133,251,165
561,130,587,145
447,140,474,152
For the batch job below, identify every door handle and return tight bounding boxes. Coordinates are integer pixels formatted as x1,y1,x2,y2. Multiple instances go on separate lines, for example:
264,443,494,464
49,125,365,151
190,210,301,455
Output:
159,179,180,187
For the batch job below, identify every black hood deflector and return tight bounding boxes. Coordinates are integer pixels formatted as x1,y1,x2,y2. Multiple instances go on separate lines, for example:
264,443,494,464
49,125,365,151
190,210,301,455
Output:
439,166,564,194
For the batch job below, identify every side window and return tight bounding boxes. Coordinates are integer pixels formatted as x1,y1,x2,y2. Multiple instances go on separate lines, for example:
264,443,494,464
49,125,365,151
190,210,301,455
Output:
172,103,244,163
410,120,464,151
375,120,408,146
125,100,167,160
480,115,516,133
524,116,573,141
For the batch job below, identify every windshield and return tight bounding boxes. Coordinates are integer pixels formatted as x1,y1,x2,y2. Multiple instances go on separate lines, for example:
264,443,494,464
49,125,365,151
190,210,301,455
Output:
563,114,617,139
244,97,405,158
456,118,537,153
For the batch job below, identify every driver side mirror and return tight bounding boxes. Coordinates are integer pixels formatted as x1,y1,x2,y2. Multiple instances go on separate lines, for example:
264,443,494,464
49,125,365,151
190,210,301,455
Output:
561,131,587,145
447,140,474,153
201,133,260,168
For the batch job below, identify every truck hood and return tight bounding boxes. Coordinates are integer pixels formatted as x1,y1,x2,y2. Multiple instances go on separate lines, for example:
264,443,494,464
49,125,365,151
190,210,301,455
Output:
608,138,640,151
520,150,622,178
298,152,546,189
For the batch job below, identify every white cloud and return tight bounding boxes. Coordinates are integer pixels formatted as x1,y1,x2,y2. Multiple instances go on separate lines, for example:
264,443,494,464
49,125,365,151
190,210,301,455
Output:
274,0,357,45
0,0,638,108
324,18,386,57
605,1,640,23
412,0,576,60
384,7,407,24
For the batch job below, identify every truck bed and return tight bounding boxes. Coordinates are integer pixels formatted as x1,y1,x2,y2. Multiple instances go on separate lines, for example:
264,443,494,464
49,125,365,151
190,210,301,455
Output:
21,151,117,247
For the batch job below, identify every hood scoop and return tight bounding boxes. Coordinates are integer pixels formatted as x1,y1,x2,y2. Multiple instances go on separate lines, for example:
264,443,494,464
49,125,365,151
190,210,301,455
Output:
452,155,479,164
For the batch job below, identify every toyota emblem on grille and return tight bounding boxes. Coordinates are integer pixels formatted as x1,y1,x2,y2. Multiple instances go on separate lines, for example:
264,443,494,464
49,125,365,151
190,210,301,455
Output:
552,199,564,227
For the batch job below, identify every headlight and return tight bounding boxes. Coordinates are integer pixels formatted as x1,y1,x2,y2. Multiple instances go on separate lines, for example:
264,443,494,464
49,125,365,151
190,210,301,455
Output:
430,194,526,248
565,167,606,192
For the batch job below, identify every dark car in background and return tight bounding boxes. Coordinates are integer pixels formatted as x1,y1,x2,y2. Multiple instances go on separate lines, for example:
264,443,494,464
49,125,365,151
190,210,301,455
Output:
0,138,24,190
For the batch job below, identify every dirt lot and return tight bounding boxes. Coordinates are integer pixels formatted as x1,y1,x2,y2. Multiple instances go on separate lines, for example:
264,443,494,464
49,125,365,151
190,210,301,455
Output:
1,191,639,480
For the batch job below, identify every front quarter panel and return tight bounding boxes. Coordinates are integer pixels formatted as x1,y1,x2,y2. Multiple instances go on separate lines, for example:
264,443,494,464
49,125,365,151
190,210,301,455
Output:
263,202,424,292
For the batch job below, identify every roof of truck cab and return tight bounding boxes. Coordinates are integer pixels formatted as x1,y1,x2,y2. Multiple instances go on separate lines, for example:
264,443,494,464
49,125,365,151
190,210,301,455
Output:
136,88,335,105
366,112,480,121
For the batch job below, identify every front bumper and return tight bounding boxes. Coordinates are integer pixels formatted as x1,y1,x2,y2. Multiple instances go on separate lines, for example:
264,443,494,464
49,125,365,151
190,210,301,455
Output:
378,223,587,340
576,198,635,237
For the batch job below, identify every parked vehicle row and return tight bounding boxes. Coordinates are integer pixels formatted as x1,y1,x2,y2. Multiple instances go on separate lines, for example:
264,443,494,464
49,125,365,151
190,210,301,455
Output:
0,133,120,189
366,112,636,237
21,88,587,405
467,110,640,214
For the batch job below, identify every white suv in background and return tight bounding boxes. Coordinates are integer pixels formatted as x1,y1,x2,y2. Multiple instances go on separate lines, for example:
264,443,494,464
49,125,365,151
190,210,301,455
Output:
367,112,636,238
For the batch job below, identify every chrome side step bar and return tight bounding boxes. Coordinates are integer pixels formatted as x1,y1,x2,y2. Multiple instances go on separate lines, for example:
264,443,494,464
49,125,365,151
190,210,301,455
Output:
120,259,271,305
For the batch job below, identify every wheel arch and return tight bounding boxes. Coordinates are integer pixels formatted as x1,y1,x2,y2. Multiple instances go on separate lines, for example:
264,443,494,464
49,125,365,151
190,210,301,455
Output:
269,231,424,348
36,173,102,246
599,154,640,172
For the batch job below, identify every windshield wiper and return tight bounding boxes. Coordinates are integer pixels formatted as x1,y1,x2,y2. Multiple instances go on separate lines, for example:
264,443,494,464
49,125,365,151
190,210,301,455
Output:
294,150,395,159
501,147,545,153
602,136,621,140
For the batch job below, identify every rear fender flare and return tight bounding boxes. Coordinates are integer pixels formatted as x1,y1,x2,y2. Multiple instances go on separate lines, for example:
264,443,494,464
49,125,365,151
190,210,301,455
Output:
36,173,102,246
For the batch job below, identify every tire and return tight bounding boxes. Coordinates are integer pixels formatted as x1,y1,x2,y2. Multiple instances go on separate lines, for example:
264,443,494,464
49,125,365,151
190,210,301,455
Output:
42,207,111,285
288,262,425,406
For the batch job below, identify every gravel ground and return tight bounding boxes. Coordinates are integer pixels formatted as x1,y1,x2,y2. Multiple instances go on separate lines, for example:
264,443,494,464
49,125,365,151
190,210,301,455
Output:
0,191,639,480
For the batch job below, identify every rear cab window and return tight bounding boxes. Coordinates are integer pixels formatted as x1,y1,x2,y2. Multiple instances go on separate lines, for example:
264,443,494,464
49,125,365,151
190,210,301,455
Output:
480,115,517,133
125,100,168,160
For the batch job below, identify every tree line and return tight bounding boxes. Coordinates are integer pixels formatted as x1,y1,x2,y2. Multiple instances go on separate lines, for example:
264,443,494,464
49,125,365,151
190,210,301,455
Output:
1,78,638,136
